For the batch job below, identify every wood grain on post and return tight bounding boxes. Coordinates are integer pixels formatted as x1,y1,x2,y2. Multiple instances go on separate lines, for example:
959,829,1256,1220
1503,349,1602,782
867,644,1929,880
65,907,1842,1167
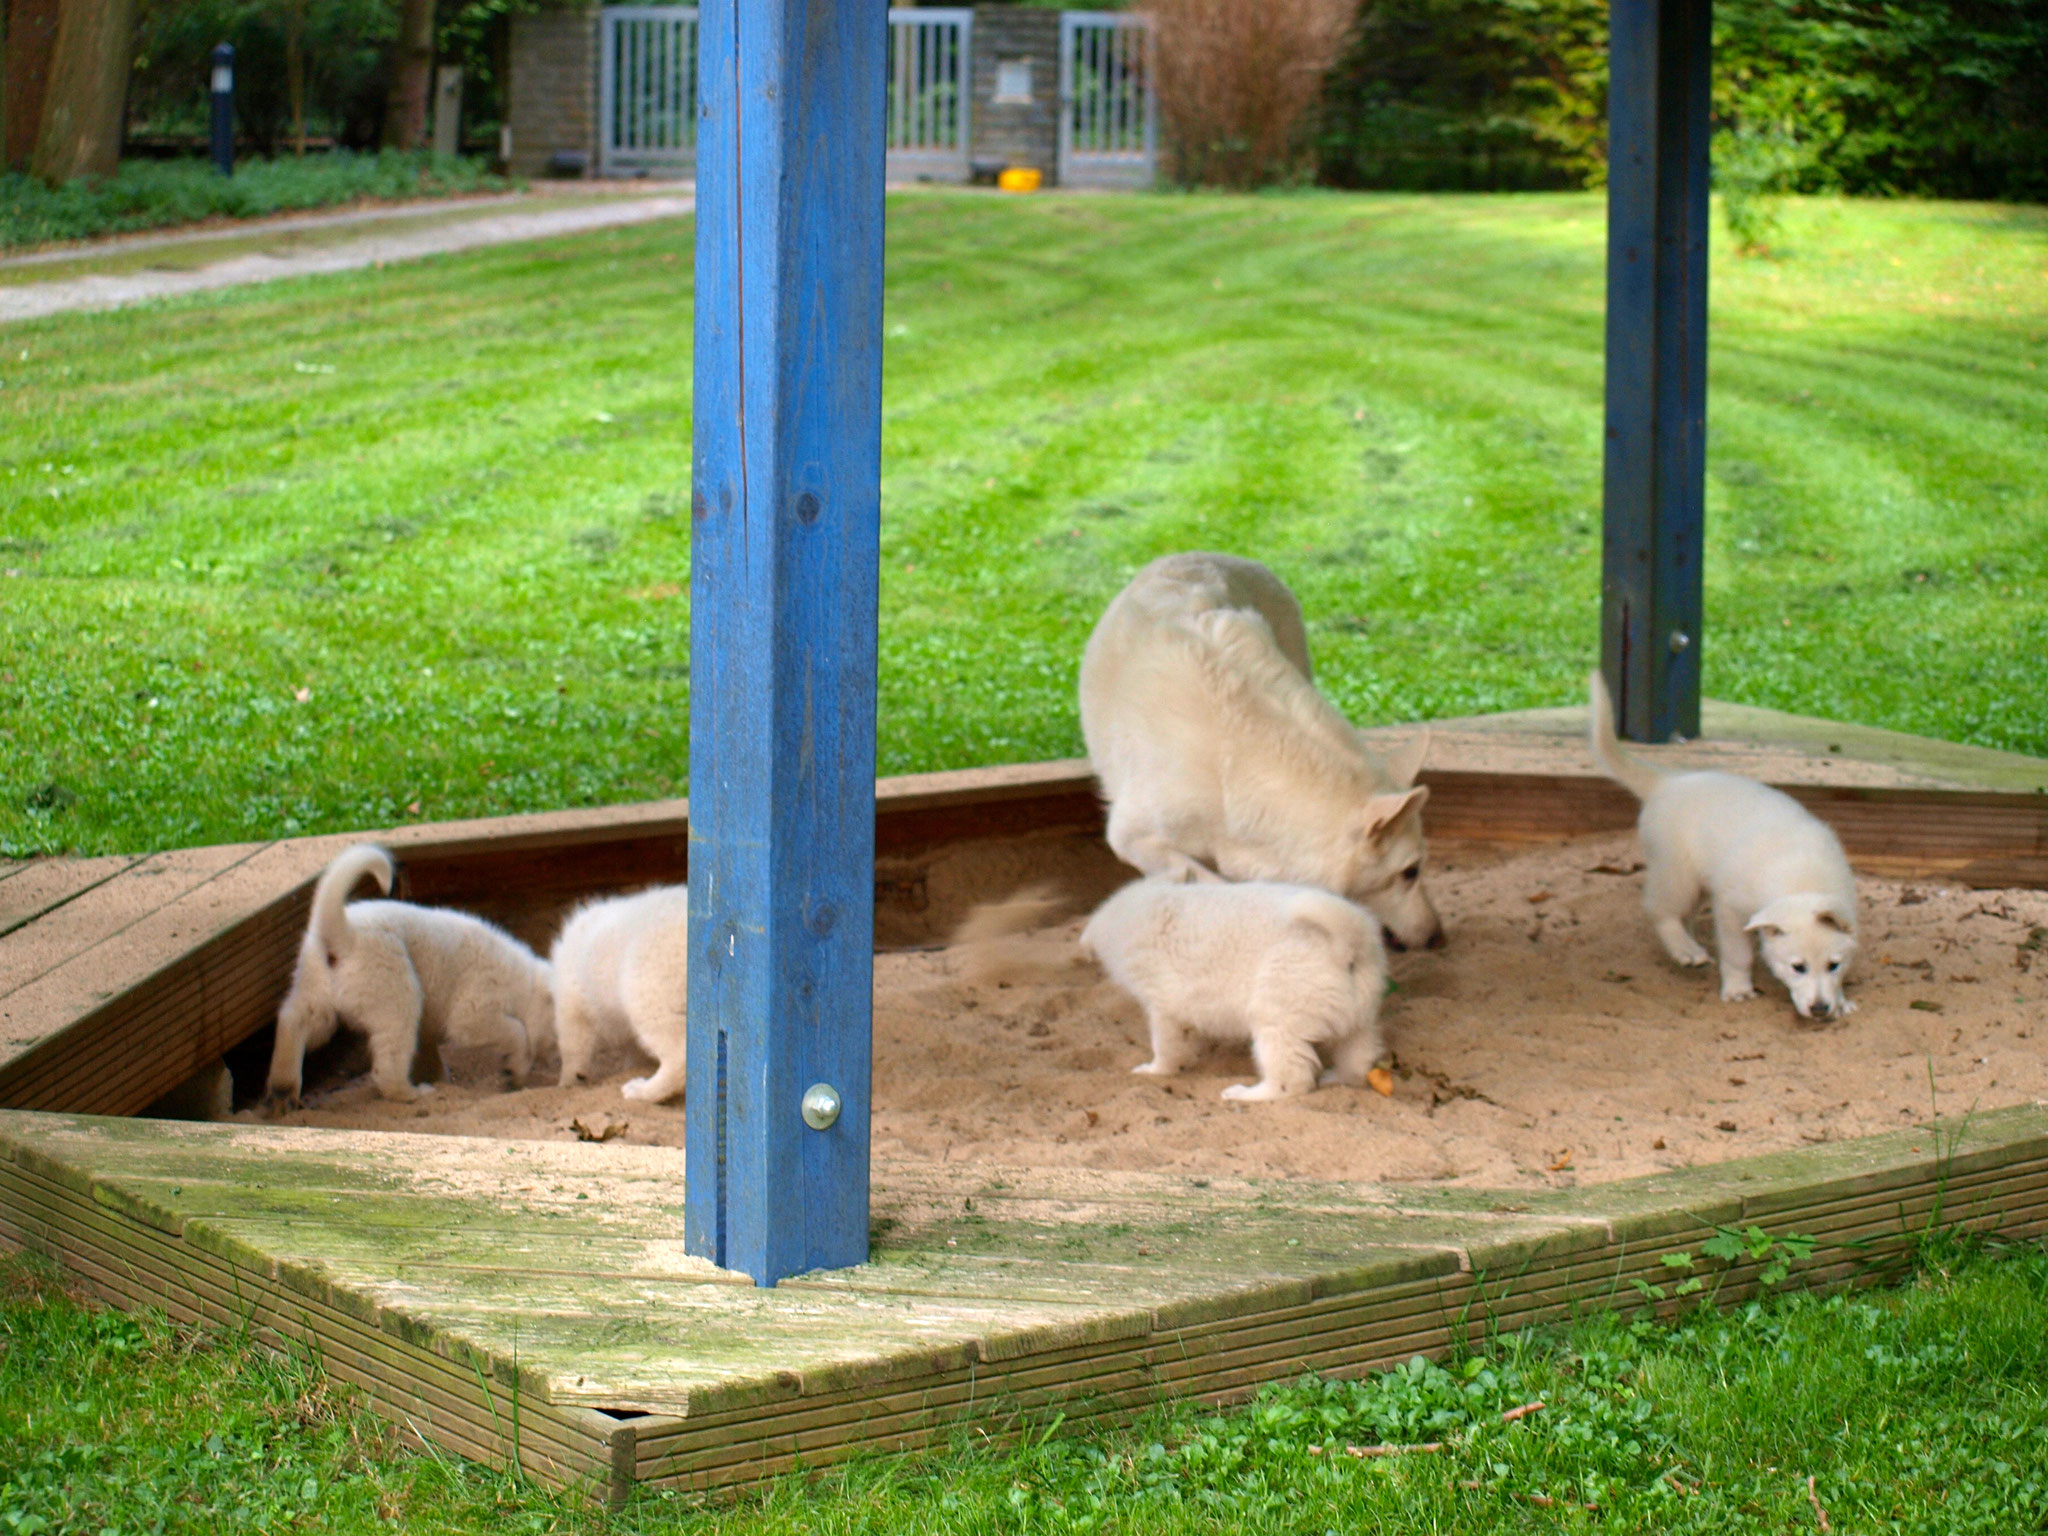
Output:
687,0,889,1285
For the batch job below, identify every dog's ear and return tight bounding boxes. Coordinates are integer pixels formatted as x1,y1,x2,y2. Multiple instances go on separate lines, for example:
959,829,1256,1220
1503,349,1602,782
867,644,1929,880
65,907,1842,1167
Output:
1742,898,1791,937
1358,786,1429,842
1382,728,1432,790
1815,897,1856,934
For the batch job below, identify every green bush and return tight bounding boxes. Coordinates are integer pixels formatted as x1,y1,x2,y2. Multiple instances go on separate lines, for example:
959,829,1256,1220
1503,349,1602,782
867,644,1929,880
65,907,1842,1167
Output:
0,151,502,250
1319,0,2048,206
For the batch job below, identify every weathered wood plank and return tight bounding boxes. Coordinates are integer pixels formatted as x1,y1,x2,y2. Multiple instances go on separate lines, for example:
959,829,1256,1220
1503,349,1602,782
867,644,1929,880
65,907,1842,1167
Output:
0,845,263,1003
0,855,145,939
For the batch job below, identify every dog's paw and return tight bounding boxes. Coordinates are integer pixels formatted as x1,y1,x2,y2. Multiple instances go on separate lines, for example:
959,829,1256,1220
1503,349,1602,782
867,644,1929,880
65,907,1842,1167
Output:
259,1088,303,1115
1220,1082,1285,1102
1673,945,1711,968
1131,1060,1170,1076
1316,1066,1365,1089
1835,998,1859,1018
1719,980,1757,1002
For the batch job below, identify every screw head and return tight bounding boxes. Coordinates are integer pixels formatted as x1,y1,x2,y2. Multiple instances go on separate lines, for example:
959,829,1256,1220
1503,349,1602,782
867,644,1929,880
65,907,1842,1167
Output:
1668,630,1691,654
800,1082,842,1131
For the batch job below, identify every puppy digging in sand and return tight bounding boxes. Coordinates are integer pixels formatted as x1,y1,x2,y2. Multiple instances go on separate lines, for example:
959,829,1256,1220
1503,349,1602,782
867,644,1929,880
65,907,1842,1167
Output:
1081,878,1390,1101
266,844,555,1106
551,884,689,1104
1589,672,1859,1019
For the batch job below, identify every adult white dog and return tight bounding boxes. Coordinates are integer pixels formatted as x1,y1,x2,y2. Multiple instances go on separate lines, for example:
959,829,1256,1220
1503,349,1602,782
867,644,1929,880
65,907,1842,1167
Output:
266,844,555,1104
1083,877,1389,1101
1588,672,1859,1019
551,883,689,1103
1079,552,1442,949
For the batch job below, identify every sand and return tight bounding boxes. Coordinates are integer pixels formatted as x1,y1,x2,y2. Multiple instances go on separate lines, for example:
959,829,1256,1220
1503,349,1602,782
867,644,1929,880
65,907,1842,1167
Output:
251,833,2048,1191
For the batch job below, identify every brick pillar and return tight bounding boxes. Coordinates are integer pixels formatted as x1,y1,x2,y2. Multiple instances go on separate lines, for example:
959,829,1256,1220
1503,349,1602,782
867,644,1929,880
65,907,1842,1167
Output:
971,7,1060,183
507,4,599,178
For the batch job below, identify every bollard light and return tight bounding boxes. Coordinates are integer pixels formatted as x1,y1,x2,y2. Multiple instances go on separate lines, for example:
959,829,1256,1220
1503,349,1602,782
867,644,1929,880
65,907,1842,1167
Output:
210,43,236,176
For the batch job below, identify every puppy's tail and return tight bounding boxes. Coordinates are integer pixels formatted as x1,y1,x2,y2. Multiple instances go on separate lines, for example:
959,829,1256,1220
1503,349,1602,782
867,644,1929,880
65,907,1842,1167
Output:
1285,890,1383,969
951,884,1094,988
1587,670,1663,801
308,843,394,965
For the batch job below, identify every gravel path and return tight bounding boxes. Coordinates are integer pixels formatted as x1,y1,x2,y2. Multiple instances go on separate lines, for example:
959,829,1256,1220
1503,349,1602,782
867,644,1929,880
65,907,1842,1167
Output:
0,192,694,325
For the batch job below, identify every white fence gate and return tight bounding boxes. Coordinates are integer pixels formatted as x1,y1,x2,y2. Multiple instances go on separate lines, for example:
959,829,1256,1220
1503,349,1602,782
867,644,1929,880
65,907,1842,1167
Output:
1057,11,1156,189
599,6,971,181
599,5,699,177
887,8,972,183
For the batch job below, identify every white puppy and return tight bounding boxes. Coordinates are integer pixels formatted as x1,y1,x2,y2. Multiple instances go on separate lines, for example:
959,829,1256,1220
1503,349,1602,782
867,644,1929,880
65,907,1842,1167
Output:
551,884,689,1103
1588,672,1858,1019
267,845,555,1104
1081,877,1389,1101
1079,552,1442,949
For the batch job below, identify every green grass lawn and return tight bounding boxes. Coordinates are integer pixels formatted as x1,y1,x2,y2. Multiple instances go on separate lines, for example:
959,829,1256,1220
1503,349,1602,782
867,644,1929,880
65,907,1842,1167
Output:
7,1237,2047,1533
2,191,2045,857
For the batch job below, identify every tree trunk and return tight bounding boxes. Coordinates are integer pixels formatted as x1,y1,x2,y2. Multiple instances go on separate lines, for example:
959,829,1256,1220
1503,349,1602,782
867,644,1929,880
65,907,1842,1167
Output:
284,0,307,155
28,0,136,183
3,0,64,173
382,0,434,150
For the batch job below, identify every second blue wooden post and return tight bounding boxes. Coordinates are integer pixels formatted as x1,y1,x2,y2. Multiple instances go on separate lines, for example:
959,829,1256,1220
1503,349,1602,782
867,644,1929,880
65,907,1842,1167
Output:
1601,0,1710,742
685,0,886,1285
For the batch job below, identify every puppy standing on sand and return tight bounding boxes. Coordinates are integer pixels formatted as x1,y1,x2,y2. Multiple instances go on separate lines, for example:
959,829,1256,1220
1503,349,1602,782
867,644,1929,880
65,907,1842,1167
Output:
1079,552,1443,949
1588,673,1859,1019
551,883,689,1104
267,844,555,1105
1082,877,1390,1101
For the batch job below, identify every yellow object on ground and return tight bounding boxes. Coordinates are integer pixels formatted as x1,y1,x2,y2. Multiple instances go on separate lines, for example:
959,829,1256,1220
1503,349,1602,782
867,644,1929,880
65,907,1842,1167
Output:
997,166,1042,193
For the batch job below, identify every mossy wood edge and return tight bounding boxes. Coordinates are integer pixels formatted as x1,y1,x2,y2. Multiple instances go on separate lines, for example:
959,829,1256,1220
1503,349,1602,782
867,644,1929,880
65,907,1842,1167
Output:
2,1106,2045,1498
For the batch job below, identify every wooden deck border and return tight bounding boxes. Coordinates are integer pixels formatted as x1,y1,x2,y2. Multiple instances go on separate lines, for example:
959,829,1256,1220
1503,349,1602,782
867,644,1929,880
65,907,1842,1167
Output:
3,1106,2045,1498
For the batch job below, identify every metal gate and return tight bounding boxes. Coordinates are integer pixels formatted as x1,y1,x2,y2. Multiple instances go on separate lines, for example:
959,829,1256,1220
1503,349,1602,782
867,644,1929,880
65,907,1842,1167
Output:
599,5,699,177
886,8,972,183
1057,11,1156,189
599,7,970,181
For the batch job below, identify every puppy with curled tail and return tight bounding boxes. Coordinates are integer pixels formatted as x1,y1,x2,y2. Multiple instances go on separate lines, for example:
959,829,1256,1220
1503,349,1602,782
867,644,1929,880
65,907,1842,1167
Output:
1588,672,1859,1019
267,844,556,1105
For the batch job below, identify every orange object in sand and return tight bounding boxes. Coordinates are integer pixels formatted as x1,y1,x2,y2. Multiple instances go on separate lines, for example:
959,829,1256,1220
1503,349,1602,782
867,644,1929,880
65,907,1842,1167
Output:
1367,1066,1395,1097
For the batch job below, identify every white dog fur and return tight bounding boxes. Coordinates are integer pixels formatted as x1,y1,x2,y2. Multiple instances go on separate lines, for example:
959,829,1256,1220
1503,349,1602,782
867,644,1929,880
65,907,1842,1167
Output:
266,844,555,1105
1079,552,1443,949
551,883,690,1103
1081,877,1389,1101
1588,672,1859,1019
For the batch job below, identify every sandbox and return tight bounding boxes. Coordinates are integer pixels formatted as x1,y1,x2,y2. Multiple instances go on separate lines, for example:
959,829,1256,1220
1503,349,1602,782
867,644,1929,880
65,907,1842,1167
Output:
261,830,2048,1192
4,706,2046,1496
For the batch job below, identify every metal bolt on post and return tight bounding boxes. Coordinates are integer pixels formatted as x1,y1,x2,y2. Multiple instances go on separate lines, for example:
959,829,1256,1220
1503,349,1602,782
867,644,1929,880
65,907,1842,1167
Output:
210,44,236,176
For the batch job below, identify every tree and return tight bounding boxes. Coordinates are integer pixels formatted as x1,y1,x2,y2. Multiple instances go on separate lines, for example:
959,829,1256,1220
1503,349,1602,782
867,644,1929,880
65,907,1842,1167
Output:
29,0,138,182
4,0,64,173
381,0,431,148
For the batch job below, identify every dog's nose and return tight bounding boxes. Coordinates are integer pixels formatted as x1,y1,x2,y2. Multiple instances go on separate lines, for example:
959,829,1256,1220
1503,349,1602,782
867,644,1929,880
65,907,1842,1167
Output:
1424,926,1446,950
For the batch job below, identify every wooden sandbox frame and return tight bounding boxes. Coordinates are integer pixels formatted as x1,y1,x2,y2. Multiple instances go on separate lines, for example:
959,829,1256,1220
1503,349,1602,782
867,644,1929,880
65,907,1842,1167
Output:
2,716,2046,1499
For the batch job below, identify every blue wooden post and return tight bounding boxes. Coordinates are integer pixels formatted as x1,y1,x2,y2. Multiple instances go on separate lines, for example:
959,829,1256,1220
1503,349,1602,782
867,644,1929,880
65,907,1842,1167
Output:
685,0,886,1286
1601,0,1710,742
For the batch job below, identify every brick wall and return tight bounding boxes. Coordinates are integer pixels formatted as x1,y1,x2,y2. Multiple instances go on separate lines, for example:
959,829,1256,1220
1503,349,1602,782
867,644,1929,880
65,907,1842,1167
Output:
971,7,1060,182
507,5,598,178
